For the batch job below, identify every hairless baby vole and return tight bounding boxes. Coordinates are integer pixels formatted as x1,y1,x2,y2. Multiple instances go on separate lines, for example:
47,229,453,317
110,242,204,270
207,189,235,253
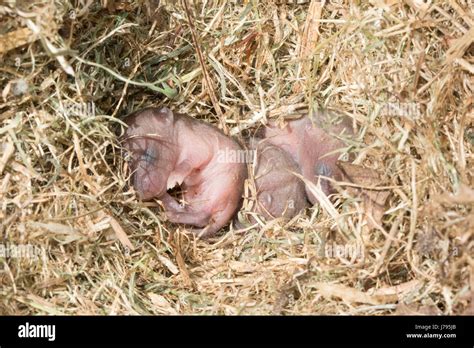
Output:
264,110,353,204
251,138,308,220
122,107,247,238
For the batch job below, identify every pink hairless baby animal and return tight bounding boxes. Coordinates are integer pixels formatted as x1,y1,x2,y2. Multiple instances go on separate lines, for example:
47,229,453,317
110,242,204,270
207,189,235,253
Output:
123,107,247,238
251,139,308,220
264,110,353,204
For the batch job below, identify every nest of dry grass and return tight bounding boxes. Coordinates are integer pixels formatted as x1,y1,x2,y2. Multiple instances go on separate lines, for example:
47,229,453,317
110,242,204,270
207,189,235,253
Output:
0,0,472,315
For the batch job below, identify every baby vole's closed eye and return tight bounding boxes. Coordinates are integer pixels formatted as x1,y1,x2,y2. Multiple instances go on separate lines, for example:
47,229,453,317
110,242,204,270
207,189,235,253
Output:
140,147,158,164
315,162,332,177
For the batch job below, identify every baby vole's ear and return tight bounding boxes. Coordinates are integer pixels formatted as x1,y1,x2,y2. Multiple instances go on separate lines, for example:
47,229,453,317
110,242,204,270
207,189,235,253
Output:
151,107,175,127
157,106,173,117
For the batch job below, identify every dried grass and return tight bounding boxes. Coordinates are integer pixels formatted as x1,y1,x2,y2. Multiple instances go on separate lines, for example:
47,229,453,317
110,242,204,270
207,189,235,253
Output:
0,0,472,315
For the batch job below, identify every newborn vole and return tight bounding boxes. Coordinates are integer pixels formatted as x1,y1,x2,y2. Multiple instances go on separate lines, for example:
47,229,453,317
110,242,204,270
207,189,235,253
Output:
264,110,353,204
123,107,247,238
252,139,308,220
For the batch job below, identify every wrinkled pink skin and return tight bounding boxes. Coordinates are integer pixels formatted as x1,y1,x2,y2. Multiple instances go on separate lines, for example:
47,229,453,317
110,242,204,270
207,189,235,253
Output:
252,139,308,219
264,111,353,204
123,107,247,238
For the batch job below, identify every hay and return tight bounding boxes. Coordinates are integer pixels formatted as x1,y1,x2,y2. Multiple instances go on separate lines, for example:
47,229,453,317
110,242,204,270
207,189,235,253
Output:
0,0,472,315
